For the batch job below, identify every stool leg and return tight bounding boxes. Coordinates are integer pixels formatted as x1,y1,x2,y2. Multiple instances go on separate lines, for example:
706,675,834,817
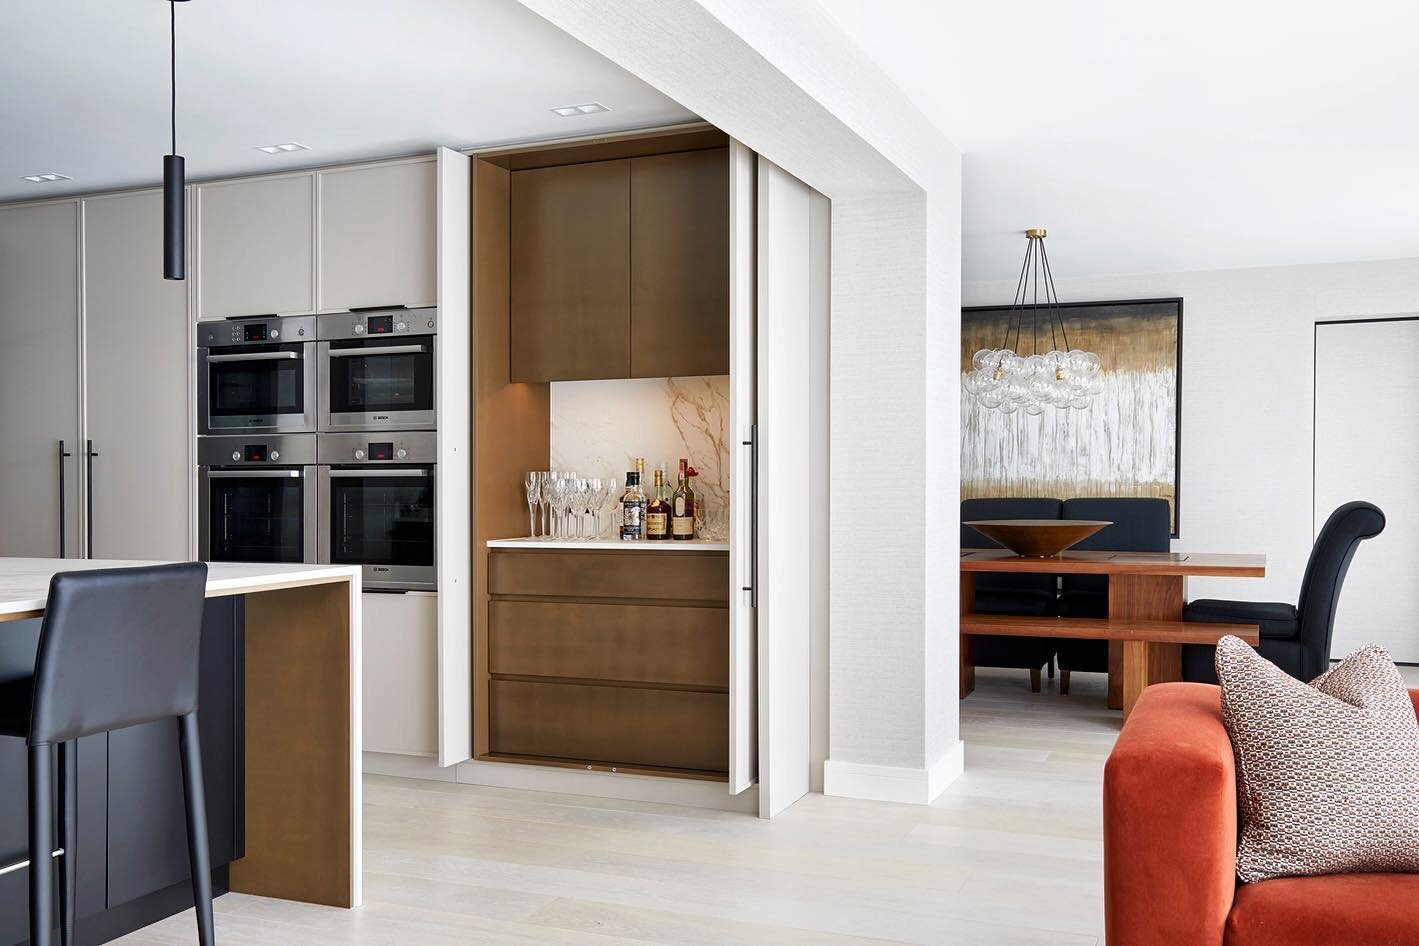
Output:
58,740,78,946
28,743,54,946
178,712,215,946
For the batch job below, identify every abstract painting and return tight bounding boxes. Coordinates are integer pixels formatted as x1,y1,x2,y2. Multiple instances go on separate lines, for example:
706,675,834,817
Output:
960,298,1183,535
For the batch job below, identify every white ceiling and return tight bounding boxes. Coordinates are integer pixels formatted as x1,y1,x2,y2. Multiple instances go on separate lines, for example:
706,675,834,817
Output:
0,0,695,202
817,0,1419,282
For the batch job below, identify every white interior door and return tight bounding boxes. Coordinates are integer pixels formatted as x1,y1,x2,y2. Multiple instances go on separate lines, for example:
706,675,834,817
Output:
755,156,814,818
728,140,757,794
436,146,474,766
1314,318,1419,661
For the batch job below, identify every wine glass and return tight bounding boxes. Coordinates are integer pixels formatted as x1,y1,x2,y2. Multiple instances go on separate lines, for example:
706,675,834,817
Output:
584,478,602,539
523,472,541,538
541,473,561,539
560,471,578,538
602,476,619,539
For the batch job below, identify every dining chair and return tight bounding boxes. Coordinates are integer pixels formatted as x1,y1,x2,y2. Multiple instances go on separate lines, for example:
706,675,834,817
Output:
0,562,215,946
1182,501,1385,683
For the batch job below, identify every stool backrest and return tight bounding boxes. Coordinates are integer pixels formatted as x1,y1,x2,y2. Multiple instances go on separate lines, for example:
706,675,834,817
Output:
1297,501,1385,679
28,562,209,745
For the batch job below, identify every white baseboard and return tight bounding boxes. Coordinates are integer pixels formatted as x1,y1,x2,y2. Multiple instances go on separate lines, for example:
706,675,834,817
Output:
823,741,964,804
362,752,759,813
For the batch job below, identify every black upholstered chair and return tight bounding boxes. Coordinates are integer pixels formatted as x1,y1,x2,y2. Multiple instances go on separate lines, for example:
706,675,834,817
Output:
0,563,215,946
1182,501,1385,684
1055,498,1172,695
962,497,1060,691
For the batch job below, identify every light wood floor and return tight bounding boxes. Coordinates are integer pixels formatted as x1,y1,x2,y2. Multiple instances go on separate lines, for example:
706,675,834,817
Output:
117,668,1121,946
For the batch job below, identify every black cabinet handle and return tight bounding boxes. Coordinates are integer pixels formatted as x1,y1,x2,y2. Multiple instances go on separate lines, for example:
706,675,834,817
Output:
57,440,73,558
85,440,97,559
742,423,758,609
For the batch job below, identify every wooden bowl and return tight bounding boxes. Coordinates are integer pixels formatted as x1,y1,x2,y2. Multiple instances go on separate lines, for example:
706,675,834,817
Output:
964,519,1112,558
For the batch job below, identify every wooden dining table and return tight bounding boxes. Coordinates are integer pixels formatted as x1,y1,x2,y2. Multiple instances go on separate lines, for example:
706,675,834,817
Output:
959,548,1266,717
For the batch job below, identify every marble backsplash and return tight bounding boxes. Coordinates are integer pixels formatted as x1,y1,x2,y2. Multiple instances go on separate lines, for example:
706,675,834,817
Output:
549,376,730,540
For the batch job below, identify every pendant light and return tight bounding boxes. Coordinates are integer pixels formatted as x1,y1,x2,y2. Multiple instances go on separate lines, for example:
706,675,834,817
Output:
963,228,1103,415
162,0,190,280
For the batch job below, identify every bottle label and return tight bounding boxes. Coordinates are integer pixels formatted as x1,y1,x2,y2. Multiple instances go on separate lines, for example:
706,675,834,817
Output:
646,512,669,538
672,516,694,538
621,503,642,539
673,496,687,516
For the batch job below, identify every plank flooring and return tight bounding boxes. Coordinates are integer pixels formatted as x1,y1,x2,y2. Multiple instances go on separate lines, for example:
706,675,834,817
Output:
114,668,1124,946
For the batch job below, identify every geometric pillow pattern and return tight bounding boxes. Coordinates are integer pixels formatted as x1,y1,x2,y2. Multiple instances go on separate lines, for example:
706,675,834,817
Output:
1215,635,1419,883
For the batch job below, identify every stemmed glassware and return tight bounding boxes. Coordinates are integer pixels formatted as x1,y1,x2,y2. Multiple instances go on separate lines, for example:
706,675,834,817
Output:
524,470,623,540
584,478,603,538
524,471,543,538
539,473,558,537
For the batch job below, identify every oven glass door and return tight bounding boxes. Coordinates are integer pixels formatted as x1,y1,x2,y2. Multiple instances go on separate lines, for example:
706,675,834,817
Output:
207,344,308,419
325,337,434,421
327,467,435,572
206,469,308,563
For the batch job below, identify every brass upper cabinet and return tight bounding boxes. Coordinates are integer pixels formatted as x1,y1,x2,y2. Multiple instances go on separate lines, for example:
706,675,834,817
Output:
510,159,632,382
629,148,730,378
509,148,730,383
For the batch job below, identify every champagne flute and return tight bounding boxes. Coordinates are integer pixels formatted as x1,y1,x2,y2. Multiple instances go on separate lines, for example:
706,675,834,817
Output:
524,471,541,538
602,476,619,539
541,473,560,539
585,477,603,539
560,471,578,538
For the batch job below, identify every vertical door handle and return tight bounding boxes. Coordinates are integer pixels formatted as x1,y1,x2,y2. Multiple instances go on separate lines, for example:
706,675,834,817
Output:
57,440,73,558
742,424,758,609
85,440,97,559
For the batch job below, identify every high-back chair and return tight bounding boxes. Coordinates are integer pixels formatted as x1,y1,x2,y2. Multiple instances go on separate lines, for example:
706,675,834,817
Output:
0,563,215,946
961,497,1061,691
1055,497,1171,694
1182,501,1386,683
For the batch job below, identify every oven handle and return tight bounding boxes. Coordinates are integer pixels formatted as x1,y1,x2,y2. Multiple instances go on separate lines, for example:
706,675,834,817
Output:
206,469,304,479
328,469,431,478
206,351,302,363
325,344,428,358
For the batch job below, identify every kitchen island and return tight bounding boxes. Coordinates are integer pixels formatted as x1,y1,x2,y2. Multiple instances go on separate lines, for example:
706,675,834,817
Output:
0,559,361,944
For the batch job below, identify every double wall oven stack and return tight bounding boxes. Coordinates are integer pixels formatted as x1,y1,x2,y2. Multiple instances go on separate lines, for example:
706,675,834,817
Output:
197,307,438,590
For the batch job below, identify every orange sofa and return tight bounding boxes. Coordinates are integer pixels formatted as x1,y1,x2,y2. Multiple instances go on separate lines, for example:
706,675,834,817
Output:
1104,682,1419,946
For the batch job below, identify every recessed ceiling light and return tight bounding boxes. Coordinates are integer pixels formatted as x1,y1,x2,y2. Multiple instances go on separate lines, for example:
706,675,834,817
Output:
255,142,310,154
20,172,73,184
550,102,610,117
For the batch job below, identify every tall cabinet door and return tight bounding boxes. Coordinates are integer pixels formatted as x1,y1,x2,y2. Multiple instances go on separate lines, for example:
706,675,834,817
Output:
0,201,82,558
319,158,437,312
83,191,191,560
195,172,316,320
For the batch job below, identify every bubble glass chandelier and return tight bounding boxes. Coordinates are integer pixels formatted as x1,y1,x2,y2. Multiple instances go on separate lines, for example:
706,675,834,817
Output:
964,228,1103,415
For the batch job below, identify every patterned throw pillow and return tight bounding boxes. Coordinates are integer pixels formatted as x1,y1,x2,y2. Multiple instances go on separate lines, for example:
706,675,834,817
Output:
1214,635,1419,883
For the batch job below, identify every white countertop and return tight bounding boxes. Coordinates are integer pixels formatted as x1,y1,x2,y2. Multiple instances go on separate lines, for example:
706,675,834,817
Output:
0,558,362,617
487,538,729,552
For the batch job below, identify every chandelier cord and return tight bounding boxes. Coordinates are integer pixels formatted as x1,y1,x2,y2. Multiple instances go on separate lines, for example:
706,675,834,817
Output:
1006,236,1032,351
1039,240,1070,352
170,0,176,156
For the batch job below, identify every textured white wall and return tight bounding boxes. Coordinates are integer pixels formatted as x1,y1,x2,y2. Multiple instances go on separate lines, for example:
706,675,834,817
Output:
517,0,964,799
964,257,1419,605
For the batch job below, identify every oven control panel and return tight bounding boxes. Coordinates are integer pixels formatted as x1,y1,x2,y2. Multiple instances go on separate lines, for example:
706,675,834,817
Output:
197,314,315,349
198,434,318,467
317,307,436,340
317,431,436,465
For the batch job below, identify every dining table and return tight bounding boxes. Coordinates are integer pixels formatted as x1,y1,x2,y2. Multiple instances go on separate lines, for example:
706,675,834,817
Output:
959,548,1267,717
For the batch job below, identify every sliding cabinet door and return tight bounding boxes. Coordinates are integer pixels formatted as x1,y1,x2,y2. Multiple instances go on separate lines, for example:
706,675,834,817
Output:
83,189,191,560
436,146,474,766
0,200,82,558
1314,319,1419,660
754,157,815,818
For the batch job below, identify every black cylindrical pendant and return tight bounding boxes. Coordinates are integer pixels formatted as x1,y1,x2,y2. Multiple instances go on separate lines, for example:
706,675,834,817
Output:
163,153,185,280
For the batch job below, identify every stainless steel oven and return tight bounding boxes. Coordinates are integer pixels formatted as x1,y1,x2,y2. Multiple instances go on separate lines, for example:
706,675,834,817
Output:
198,315,318,434
318,308,436,432
317,431,436,590
199,434,318,564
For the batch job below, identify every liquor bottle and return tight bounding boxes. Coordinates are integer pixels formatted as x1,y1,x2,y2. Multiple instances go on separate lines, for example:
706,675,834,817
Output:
620,472,645,540
671,458,695,540
646,469,671,540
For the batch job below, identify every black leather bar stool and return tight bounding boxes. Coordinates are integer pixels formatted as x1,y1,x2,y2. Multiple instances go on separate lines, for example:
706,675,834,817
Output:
0,562,215,946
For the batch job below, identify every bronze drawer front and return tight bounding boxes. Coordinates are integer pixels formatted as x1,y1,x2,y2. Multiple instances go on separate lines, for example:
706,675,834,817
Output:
490,599,729,688
489,680,729,774
488,549,729,602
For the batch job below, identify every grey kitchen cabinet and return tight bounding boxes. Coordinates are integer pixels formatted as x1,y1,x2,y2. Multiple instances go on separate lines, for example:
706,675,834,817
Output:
318,158,437,312
195,171,315,320
0,200,82,558
362,591,439,756
83,190,191,559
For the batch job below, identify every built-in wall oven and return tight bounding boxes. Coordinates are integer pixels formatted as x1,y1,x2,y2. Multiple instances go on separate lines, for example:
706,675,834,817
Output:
318,308,436,432
317,431,436,590
198,316,318,434
199,434,318,564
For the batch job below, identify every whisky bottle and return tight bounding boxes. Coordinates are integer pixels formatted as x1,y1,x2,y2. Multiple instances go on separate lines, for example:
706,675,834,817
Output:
646,469,671,540
620,472,645,540
671,458,695,540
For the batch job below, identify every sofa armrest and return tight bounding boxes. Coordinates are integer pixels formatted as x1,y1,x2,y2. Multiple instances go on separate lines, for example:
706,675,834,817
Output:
1104,683,1237,946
